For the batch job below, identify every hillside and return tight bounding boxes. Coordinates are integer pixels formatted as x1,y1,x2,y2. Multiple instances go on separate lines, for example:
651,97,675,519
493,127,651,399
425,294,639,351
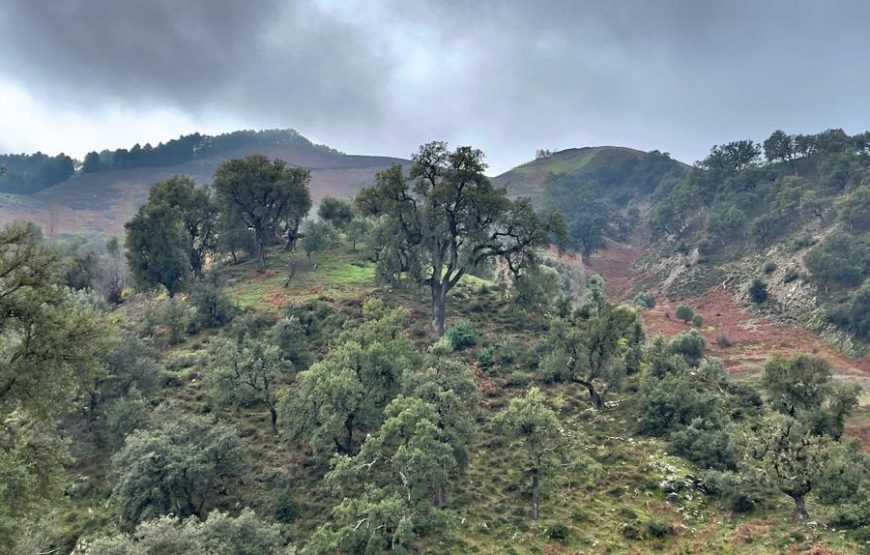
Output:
0,130,407,236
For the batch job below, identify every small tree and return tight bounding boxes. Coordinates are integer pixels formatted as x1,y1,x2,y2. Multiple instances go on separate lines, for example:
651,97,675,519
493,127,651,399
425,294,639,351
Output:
318,197,355,230
675,305,694,323
749,278,768,303
208,338,289,433
669,331,706,366
345,217,371,251
541,304,641,410
492,387,563,520
124,202,191,296
301,220,339,262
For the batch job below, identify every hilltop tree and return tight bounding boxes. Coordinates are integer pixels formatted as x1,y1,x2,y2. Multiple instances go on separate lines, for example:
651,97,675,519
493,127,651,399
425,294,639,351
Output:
700,140,761,175
82,151,102,172
763,130,795,163
214,155,312,269
148,176,217,279
357,142,562,336
125,202,191,296
492,387,564,520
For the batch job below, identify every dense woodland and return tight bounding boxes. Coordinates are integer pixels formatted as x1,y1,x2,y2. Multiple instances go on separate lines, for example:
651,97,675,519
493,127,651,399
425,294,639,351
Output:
5,134,870,553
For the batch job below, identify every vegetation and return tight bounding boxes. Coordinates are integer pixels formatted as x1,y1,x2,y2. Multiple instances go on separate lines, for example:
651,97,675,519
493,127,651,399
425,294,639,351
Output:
9,133,870,555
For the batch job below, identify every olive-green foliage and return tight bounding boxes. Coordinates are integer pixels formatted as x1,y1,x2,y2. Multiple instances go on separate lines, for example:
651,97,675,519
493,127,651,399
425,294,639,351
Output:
125,201,192,296
356,142,560,336
110,412,246,528
675,305,694,323
692,314,704,328
670,417,738,471
88,509,292,554
301,220,339,261
761,354,859,439
269,315,312,369
540,303,642,409
0,223,113,549
805,232,870,288
668,331,705,366
206,337,289,432
189,279,236,328
214,155,312,269
633,290,656,309
491,387,564,520
279,301,412,454
317,197,355,230
446,318,476,350
635,367,720,437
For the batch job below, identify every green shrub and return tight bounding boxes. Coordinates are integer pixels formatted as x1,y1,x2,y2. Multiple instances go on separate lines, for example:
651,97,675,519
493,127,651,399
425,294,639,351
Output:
446,319,477,350
762,261,777,274
636,370,719,436
190,280,236,328
675,305,694,323
273,489,298,523
748,278,768,303
504,371,532,388
634,290,656,309
668,332,705,366
783,267,801,283
477,346,497,369
646,521,670,538
548,523,570,541
692,314,704,328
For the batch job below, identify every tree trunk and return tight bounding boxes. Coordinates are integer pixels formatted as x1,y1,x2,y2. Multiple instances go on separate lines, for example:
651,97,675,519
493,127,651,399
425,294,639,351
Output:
434,483,446,507
531,469,540,520
344,415,355,454
588,384,604,411
793,493,808,521
431,283,447,337
270,406,278,435
254,226,267,270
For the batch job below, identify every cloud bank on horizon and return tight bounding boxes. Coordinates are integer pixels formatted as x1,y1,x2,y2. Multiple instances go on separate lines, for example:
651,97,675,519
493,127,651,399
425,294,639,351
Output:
1,0,869,174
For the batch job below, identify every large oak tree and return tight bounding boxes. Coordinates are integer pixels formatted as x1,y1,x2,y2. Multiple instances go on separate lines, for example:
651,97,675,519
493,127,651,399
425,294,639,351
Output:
357,142,562,336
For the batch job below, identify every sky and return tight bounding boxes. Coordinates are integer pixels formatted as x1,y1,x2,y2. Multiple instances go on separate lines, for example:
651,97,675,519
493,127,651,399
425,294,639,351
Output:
1,0,870,175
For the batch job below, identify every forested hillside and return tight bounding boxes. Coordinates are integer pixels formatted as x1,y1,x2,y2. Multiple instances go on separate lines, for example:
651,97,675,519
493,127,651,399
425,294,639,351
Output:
4,140,870,554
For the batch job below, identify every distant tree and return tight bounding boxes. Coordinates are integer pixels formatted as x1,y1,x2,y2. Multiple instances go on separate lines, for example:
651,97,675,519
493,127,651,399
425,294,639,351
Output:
492,387,564,520
214,155,312,269
318,197,355,230
841,185,870,232
301,220,339,261
749,278,768,303
668,331,706,366
805,233,870,289
705,205,747,246
699,140,762,175
344,216,371,251
794,134,817,158
124,202,191,296
148,176,217,279
111,413,245,527
357,142,562,335
82,151,102,173
675,305,694,323
763,130,795,163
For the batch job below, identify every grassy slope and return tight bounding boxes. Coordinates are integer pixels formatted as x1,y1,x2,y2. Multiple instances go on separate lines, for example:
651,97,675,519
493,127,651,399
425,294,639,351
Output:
56,242,863,554
492,146,650,198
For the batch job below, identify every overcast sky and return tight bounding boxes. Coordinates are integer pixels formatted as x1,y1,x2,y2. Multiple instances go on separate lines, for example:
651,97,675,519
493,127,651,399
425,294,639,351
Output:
1,0,869,174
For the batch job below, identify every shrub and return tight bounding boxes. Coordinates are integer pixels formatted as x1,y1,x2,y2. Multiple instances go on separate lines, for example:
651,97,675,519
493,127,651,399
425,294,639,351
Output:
446,319,477,350
190,280,236,328
748,279,768,303
675,305,694,323
635,370,720,436
668,332,705,366
692,314,704,328
670,417,737,470
548,523,570,541
272,489,298,523
646,521,670,538
716,332,733,348
634,290,656,309
762,261,777,274
477,346,497,369
783,267,801,283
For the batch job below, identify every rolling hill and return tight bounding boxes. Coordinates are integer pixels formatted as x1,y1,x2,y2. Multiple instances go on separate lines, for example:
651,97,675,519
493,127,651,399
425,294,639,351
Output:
0,130,408,237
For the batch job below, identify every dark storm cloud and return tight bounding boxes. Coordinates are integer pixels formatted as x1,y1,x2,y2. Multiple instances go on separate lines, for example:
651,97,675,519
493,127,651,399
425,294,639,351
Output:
0,0,390,126
2,0,870,171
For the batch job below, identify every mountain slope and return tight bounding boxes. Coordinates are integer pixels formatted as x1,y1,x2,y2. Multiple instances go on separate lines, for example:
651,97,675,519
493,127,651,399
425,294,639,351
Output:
0,132,407,236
